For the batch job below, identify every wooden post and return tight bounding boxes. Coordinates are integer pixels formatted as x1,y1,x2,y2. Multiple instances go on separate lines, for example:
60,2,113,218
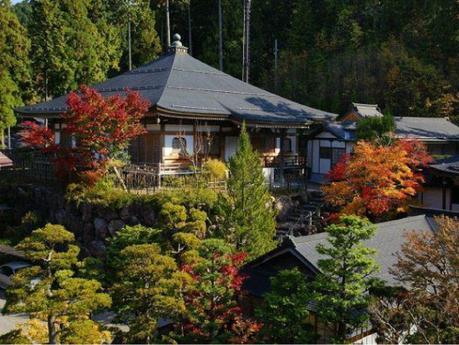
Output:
279,129,286,186
7,126,11,149
219,126,225,160
442,177,447,210
160,121,165,163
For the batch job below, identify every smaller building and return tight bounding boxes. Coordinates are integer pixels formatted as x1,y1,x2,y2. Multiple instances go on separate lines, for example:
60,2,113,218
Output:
307,104,459,183
244,214,438,343
421,155,459,211
340,103,383,122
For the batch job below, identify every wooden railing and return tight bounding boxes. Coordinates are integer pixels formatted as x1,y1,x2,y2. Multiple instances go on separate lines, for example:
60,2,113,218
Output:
263,154,305,168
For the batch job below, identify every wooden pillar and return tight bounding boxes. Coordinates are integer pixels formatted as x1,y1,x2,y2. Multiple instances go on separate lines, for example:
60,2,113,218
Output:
279,129,286,185
442,177,447,210
160,121,165,163
193,121,197,163
219,126,225,160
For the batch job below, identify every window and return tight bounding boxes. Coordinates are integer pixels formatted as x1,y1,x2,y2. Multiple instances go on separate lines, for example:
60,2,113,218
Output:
319,147,332,159
172,137,187,155
283,138,292,153
332,148,346,166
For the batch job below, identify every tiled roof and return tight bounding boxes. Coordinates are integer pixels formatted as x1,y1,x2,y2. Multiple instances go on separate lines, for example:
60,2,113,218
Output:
352,103,383,118
321,117,459,142
16,40,337,127
394,117,459,141
289,215,437,286
430,155,459,175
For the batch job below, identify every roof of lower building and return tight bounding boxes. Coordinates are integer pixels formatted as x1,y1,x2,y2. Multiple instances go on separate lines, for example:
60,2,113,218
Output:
0,152,12,168
352,103,383,118
16,35,337,127
393,117,459,141
246,215,437,292
320,117,459,142
430,155,459,176
289,215,437,286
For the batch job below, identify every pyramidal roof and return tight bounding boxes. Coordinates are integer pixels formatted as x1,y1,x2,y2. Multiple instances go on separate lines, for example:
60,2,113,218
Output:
17,34,337,127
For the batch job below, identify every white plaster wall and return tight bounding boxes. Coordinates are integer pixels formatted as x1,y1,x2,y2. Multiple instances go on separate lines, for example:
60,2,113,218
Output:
288,135,297,154
353,332,377,345
55,131,61,144
263,167,276,184
165,124,193,132
275,137,281,154
224,136,239,161
196,125,220,132
163,134,193,157
309,138,350,175
146,124,160,131
307,140,313,167
312,140,320,174
346,142,354,153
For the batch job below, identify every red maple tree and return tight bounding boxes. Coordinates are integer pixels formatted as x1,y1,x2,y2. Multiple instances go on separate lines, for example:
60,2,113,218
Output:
20,85,149,184
175,246,261,344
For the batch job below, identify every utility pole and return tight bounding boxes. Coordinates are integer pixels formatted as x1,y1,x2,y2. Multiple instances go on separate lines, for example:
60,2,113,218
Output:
274,39,279,92
166,0,171,47
188,1,192,55
218,0,223,71
241,0,245,80
128,18,132,70
242,0,251,82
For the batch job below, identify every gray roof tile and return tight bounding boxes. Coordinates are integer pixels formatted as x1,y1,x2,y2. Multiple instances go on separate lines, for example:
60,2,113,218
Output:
394,117,459,140
16,50,337,126
290,215,436,286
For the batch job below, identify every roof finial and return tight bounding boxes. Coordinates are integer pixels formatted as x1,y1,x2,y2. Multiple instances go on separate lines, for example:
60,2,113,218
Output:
172,33,182,46
168,33,188,54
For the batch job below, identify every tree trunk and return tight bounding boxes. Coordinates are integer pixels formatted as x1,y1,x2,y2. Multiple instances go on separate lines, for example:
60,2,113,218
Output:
48,314,58,344
218,0,223,71
242,0,251,82
166,0,171,47
187,1,192,54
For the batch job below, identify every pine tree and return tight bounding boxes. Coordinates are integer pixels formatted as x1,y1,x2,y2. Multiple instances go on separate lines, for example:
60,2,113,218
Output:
6,224,112,344
312,215,379,342
224,122,276,258
256,268,317,343
112,243,188,343
0,0,31,133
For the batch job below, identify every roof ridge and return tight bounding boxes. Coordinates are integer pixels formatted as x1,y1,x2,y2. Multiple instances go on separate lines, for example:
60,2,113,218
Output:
375,214,427,228
155,52,178,108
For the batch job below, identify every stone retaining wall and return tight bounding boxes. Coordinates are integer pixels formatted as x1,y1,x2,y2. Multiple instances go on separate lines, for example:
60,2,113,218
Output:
0,185,158,257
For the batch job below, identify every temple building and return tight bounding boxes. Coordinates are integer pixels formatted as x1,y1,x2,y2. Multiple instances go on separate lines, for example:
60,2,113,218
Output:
15,34,336,184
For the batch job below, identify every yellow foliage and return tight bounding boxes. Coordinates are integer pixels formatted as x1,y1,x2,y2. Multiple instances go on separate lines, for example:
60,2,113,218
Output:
202,159,227,180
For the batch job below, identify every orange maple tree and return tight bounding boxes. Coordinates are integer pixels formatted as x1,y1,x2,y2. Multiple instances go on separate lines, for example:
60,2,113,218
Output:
322,140,431,220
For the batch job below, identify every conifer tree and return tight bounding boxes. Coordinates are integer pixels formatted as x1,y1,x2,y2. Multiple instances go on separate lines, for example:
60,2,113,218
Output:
256,268,317,343
6,224,111,344
28,0,122,98
224,122,276,258
312,216,379,342
0,0,31,134
112,243,188,343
